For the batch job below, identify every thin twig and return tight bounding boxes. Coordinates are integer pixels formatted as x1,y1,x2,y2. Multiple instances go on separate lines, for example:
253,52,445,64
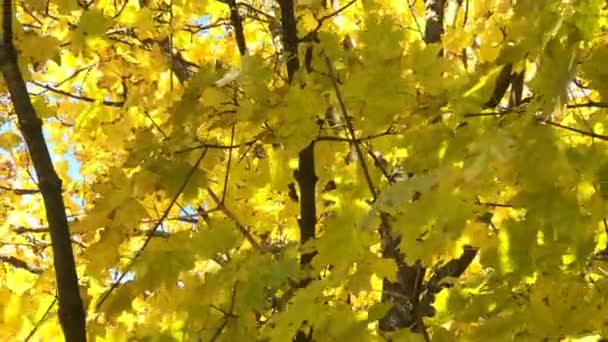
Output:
12,226,50,234
141,214,200,224
461,0,470,69
407,0,425,41
567,88,595,135
0,241,45,248
463,111,508,118
169,0,175,90
110,0,129,19
299,0,357,42
238,2,274,21
142,110,168,139
29,80,124,107
209,281,239,342
541,119,608,141
603,218,608,251
29,65,96,96
206,187,262,251
174,139,257,154
156,18,230,34
474,199,513,208
325,57,377,200
0,184,39,194
566,101,608,108
95,147,209,311
24,297,57,342
209,304,236,317
363,144,392,182
176,128,396,155
221,123,236,203
316,126,396,143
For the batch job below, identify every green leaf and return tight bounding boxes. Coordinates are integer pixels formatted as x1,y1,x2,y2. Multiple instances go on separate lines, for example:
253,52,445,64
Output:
195,219,240,259
571,0,604,41
366,302,392,322
78,9,111,37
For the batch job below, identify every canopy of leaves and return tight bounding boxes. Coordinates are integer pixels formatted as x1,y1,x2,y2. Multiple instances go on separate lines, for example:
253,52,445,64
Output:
1,0,608,341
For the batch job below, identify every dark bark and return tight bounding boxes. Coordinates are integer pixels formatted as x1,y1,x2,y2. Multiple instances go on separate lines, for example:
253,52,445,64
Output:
0,255,44,274
278,1,317,340
279,0,300,82
377,0,448,334
418,246,478,313
295,143,317,270
378,214,427,332
509,69,525,108
227,0,248,56
378,215,478,333
378,1,478,338
485,63,513,108
424,0,446,44
484,63,526,109
0,1,86,341
278,0,317,276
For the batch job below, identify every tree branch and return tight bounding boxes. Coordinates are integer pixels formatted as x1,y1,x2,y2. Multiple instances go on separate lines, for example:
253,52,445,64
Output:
424,0,445,44
298,0,357,43
541,118,608,141
278,2,317,340
566,101,608,108
0,1,87,340
30,80,125,108
95,147,209,312
407,0,425,41
221,123,236,203
209,281,239,342
279,0,299,82
0,255,45,274
484,63,513,108
12,226,50,234
316,127,396,142
0,184,40,194
278,0,318,274
224,0,248,55
25,297,57,342
206,187,263,251
173,138,256,154
325,57,377,200
418,246,478,316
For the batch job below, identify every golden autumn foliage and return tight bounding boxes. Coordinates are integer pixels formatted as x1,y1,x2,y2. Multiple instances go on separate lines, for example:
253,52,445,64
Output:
1,0,608,341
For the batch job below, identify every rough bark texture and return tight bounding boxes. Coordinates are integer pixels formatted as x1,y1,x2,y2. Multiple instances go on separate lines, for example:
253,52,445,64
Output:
424,0,445,44
0,1,87,341
277,1,317,341
378,1,477,338
379,215,478,335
